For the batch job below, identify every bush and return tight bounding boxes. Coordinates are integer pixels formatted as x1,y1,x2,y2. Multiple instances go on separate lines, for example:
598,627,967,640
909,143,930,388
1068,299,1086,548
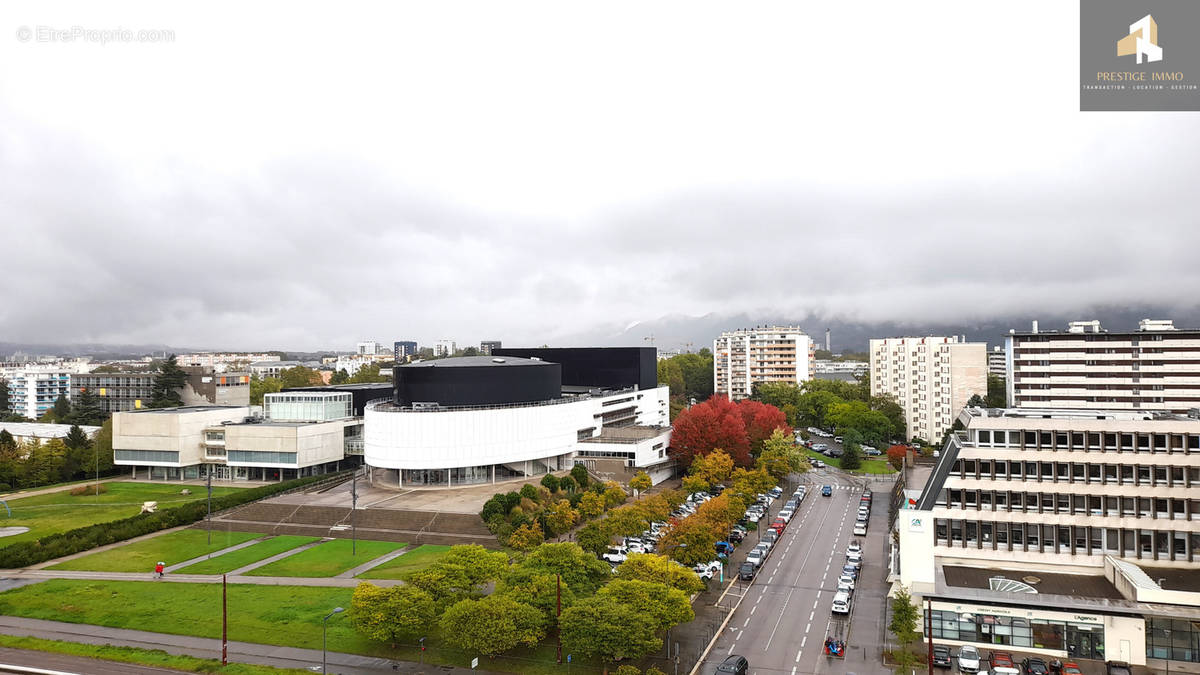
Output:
0,471,346,568
69,484,108,496
540,474,559,492
519,484,539,501
570,463,589,489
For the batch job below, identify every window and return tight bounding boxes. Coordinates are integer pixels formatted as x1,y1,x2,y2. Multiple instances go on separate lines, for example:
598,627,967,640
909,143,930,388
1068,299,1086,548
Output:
114,449,180,463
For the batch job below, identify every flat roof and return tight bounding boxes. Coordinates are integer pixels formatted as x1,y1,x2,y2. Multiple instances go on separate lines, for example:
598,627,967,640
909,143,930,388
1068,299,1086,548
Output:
943,565,1123,600
400,356,553,368
1139,566,1200,593
126,405,246,414
0,422,101,436
580,425,670,443
962,407,1192,422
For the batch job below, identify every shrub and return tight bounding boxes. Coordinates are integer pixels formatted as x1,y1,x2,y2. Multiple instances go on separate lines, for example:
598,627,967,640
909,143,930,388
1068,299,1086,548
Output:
69,484,108,496
540,474,559,492
570,463,589,489
0,471,346,568
519,484,540,501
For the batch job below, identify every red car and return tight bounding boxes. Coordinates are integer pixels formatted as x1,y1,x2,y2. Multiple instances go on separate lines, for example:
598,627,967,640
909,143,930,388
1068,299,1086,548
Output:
771,520,786,534
989,651,1016,670
1061,663,1083,675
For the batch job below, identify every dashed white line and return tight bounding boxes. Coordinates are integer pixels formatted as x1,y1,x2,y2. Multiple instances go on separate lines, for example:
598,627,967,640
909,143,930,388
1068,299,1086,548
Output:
750,605,757,615
809,610,814,622
743,617,750,627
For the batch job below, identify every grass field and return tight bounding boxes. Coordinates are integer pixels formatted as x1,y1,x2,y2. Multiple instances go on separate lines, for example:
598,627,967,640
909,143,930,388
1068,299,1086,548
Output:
48,529,261,572
245,539,405,577
355,544,448,579
0,482,245,546
802,447,895,475
0,579,607,674
0,632,313,674
176,535,319,575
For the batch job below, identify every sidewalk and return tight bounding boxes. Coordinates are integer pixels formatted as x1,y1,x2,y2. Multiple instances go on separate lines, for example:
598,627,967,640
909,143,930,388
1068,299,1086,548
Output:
0,615,505,674
4,569,402,588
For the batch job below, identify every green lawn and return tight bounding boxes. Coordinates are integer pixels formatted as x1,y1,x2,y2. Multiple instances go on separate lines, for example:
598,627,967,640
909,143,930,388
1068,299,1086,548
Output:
0,579,609,674
48,529,261,572
0,632,313,674
356,544,449,579
0,482,245,546
176,535,319,575
245,539,405,577
802,448,895,475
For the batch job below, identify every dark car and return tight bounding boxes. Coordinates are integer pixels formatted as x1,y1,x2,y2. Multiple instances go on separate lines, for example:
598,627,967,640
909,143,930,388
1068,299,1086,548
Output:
738,562,755,581
716,654,748,674
1105,663,1133,675
1022,657,1049,674
822,485,833,497
728,529,745,543
932,645,952,669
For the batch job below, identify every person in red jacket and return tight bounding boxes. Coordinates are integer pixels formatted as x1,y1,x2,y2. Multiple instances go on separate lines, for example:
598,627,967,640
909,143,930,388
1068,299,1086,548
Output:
154,561,165,579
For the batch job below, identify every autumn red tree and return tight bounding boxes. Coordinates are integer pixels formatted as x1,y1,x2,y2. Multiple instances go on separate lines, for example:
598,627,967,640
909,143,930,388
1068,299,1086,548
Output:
736,399,790,455
886,444,909,470
669,396,752,468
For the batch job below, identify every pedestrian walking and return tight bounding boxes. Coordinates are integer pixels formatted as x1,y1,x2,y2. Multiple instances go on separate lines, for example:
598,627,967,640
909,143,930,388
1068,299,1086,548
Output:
154,561,165,579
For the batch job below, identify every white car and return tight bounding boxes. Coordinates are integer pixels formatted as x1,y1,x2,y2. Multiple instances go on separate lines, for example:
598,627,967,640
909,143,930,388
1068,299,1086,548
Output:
846,541,862,556
745,547,767,567
831,591,851,615
777,510,793,523
846,551,863,566
836,578,854,594
853,522,868,536
601,547,627,564
745,512,762,524
837,573,856,591
956,645,981,673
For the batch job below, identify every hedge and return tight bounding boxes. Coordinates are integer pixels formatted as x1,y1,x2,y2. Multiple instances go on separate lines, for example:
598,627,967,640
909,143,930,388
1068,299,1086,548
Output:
0,471,350,569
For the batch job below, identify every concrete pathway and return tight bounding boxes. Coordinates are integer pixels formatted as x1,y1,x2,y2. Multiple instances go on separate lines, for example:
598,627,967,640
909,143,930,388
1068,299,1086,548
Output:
164,535,269,572
225,537,330,576
2,569,400,588
336,543,414,579
0,615,506,674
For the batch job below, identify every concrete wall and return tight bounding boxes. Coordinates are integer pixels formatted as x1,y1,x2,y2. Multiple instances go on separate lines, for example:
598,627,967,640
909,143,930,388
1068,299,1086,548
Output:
113,407,249,466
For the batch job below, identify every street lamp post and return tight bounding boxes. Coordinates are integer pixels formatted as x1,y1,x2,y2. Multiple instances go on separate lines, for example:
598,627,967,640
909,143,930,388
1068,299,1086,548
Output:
351,469,358,556
207,469,213,545
322,606,344,674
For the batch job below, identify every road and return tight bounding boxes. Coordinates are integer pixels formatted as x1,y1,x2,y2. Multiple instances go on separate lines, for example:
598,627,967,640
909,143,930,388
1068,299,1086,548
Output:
698,468,893,675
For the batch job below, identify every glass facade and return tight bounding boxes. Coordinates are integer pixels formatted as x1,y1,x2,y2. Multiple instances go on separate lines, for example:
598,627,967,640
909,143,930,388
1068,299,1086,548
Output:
926,609,1104,659
264,392,352,422
227,450,297,465
115,449,180,463
1147,617,1200,663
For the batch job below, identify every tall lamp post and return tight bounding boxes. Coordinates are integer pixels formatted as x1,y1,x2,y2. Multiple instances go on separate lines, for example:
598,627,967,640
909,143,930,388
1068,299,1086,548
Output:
206,469,213,545
323,606,344,674
351,468,358,556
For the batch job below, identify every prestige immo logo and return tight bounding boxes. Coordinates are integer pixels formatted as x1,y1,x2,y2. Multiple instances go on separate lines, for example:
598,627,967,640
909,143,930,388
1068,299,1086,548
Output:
1118,14,1163,64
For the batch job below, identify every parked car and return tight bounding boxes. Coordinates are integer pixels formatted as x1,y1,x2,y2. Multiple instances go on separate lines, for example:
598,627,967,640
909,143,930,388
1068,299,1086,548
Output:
1021,657,1049,675
738,561,756,581
716,655,748,675
1060,662,1083,675
601,547,627,564
864,447,882,456
715,541,734,556
853,522,868,536
768,486,783,498
957,645,982,673
833,436,843,443
746,546,767,567
988,650,1015,670
822,485,833,497
831,591,851,615
811,459,825,468
762,529,779,544
846,551,863,567
932,645,953,669
841,563,858,579
693,560,722,580
813,443,828,451
728,529,745,543
1105,663,1133,675
837,573,856,591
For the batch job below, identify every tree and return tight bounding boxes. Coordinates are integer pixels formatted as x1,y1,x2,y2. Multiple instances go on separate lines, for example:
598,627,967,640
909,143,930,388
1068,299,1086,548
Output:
461,346,480,357
604,505,650,540
840,444,863,471
614,553,704,595
886,445,908,471
869,393,906,440
736,399,790,455
349,582,435,646
22,438,66,487
507,523,544,551
440,595,545,657
669,396,751,468
497,568,577,627
825,400,893,446
70,388,106,426
48,394,72,422
986,374,1007,408
725,468,776,509
539,473,560,493
543,499,579,538
279,365,323,388
629,471,651,499
681,474,709,495
63,425,90,451
0,378,8,415
578,491,606,519
689,449,734,486
560,595,662,667
0,430,14,452
750,382,804,420
349,363,391,383
756,429,807,481
148,356,188,408
570,463,590,489
249,375,283,405
330,369,350,385
576,520,613,556
598,579,694,631
516,543,611,595
602,483,627,509
440,545,509,586
657,518,717,567
889,585,923,668
966,393,986,408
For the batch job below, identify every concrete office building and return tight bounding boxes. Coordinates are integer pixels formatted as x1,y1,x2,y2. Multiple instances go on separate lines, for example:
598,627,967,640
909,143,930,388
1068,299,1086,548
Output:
112,388,361,482
1006,319,1200,412
71,367,250,414
713,326,815,401
364,347,673,488
988,345,1007,377
869,336,987,442
896,406,1200,670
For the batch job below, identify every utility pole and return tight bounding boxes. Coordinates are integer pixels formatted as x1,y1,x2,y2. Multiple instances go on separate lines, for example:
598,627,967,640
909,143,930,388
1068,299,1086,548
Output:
222,574,228,666
926,597,934,675
351,468,358,556
556,574,562,663
94,437,99,496
207,469,213,545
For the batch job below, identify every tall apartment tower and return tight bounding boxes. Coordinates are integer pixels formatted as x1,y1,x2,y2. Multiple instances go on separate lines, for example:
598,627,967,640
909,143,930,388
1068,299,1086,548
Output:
713,326,815,401
1006,319,1200,412
869,336,987,442
480,341,502,356
825,328,831,352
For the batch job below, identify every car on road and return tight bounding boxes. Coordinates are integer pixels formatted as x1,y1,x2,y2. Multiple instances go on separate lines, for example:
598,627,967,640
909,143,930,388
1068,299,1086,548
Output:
1060,662,1083,675
1021,656,1049,674
831,591,851,615
957,645,982,673
932,645,953,669
837,573,856,591
811,459,825,468
853,522,868,536
716,654,749,675
841,563,858,579
833,436,843,443
738,561,756,581
821,485,832,497
812,443,828,452
846,551,863,566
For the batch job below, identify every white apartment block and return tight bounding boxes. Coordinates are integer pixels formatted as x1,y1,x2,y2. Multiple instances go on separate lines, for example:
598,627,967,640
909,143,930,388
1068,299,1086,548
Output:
1,364,76,419
1006,319,1200,413
713,326,814,401
176,353,281,372
896,407,1200,669
869,336,986,442
434,340,457,358
988,345,1006,377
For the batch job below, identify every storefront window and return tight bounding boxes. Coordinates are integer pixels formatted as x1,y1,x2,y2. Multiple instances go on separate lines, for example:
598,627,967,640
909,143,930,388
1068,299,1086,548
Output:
928,610,1102,656
1147,617,1200,663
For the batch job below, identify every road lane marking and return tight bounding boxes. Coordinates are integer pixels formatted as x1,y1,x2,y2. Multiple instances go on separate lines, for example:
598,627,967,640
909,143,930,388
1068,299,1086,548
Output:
750,605,757,615
743,617,750,627
809,610,814,621
795,648,802,663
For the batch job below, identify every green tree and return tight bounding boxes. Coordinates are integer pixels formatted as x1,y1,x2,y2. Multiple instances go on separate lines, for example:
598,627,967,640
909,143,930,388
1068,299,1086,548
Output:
517,542,611,595
602,483,627,509
49,394,72,422
507,523,544,551
986,374,1007,408
403,563,476,609
0,429,14,451
629,471,651,499
0,378,9,415
70,387,106,426
658,518,717,567
560,595,662,667
840,444,863,471
605,506,650,540
439,595,545,657
576,520,613,556
540,473,560,492
570,463,590,489
756,429,807,481
440,545,510,586
614,553,704,595
349,582,435,646
330,369,350,385
279,366,322,388
825,400,893,445
349,363,391,384
967,393,986,408
22,438,66,487
148,356,188,408
689,449,734,486
889,585,923,668
85,418,115,479
557,475,576,492
497,568,577,627
543,499,579,538
597,579,694,631
681,474,709,495
578,491,606,519
249,375,283,405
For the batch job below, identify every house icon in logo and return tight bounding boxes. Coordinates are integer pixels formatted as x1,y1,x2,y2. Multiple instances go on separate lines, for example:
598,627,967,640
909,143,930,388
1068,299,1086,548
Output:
1118,14,1163,64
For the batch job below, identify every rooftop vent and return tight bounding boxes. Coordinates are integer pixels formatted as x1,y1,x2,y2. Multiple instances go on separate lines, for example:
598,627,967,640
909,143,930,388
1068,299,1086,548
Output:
1139,319,1177,332
492,358,505,363
1068,320,1103,334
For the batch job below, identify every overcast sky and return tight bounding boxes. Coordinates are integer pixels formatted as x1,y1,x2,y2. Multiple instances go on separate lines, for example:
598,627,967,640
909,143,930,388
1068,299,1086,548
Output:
2,1,1197,351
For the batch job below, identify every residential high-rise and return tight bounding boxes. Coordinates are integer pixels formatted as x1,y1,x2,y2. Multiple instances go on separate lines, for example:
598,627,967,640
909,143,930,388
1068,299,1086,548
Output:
1006,319,1200,412
896,406,1200,670
987,345,1006,377
393,341,418,362
2,365,73,419
71,367,250,413
712,326,814,401
480,341,502,356
435,340,457,358
869,336,986,442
